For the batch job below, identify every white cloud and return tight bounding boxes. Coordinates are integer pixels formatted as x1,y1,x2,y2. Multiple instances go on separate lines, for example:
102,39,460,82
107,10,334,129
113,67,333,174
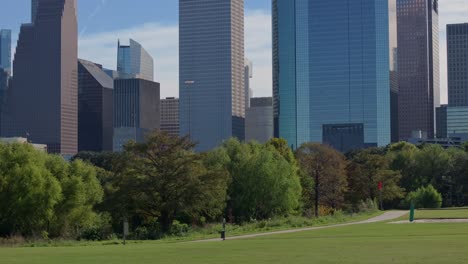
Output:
78,10,273,99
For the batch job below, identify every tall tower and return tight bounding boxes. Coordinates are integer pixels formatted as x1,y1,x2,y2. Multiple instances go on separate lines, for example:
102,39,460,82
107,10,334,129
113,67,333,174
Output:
397,0,440,140
179,0,245,151
273,0,392,152
1,0,78,155
0,29,11,75
31,0,39,23
117,39,154,81
447,23,468,107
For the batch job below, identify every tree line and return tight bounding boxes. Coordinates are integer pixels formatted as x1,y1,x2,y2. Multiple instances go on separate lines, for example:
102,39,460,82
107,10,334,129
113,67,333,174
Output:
1,131,467,239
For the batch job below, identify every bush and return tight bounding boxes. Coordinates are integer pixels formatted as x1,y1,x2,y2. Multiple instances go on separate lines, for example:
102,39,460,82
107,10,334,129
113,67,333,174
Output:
357,199,379,213
170,221,189,237
405,185,443,209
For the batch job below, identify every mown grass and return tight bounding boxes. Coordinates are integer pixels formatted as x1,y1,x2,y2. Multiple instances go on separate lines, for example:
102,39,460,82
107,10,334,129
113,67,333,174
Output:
0,211,382,247
396,207,468,221
163,210,382,242
1,220,467,264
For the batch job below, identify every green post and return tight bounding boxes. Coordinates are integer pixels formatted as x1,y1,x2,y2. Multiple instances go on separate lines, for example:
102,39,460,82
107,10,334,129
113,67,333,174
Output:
409,201,415,223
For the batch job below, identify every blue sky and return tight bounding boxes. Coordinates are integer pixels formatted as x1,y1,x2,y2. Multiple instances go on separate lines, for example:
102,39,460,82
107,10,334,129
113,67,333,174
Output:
1,0,468,101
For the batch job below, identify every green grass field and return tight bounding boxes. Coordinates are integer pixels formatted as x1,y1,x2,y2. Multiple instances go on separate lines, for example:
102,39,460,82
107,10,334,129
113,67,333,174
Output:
415,208,468,219
1,218,468,264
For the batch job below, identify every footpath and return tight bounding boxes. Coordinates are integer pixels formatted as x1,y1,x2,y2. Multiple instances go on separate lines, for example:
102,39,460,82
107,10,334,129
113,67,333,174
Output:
194,211,408,242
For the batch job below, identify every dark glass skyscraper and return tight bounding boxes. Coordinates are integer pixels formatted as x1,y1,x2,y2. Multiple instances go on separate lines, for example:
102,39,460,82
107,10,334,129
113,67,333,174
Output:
78,59,114,152
447,23,468,107
397,0,440,140
113,79,160,152
179,0,245,151
0,29,11,130
160,97,180,137
273,0,392,151
117,39,154,81
1,0,78,155
0,29,11,75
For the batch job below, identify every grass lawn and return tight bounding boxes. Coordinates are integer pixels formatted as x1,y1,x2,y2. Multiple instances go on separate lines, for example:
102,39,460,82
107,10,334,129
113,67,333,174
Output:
1,220,468,263
414,208,468,219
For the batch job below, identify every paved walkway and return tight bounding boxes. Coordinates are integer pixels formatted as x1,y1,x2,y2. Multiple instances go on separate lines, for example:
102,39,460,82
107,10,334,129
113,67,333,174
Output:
194,211,408,242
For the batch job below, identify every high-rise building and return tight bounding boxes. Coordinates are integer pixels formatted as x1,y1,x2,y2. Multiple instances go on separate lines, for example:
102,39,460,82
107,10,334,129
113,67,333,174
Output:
245,97,273,144
0,29,11,75
113,78,160,152
389,1,399,143
273,0,392,152
1,0,78,155
0,29,11,128
117,39,154,81
179,0,245,151
245,58,253,110
447,23,468,107
397,0,440,140
160,97,179,137
436,105,447,138
31,0,39,23
78,59,114,152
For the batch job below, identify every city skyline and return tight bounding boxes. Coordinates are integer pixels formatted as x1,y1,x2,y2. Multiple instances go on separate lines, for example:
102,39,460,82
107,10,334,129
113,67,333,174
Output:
0,0,462,102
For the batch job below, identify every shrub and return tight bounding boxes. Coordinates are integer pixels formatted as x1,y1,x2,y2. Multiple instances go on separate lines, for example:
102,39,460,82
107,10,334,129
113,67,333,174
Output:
357,199,379,213
405,185,442,209
169,221,189,237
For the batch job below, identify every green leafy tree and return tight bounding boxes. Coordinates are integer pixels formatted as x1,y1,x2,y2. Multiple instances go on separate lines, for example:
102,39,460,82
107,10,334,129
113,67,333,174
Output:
405,185,443,209
109,131,229,231
295,143,348,217
347,148,404,206
0,143,62,236
220,139,301,222
387,142,420,192
444,148,468,206
45,156,104,237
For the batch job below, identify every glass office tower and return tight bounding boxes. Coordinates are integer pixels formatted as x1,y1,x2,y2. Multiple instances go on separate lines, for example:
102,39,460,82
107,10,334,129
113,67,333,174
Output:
1,0,78,155
447,23,468,107
273,0,392,152
179,0,245,151
117,39,154,81
397,0,440,140
0,29,11,75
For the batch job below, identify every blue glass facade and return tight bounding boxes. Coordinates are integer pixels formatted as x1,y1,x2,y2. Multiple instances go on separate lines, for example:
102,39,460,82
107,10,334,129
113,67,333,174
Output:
0,29,11,75
117,39,154,81
273,0,391,151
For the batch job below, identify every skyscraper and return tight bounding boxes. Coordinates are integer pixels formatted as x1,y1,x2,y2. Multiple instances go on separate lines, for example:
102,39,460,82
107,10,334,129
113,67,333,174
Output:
0,29,11,128
246,97,273,143
160,97,180,137
0,29,11,75
117,39,154,81
1,0,78,155
273,0,392,152
447,23,468,106
78,59,114,152
245,58,253,110
179,0,245,151
31,0,39,23
397,0,440,140
113,78,160,152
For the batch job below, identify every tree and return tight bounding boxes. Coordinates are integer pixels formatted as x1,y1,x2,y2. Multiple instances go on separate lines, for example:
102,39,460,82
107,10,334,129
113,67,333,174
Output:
415,144,450,190
347,148,404,207
220,139,301,222
45,156,104,237
296,143,348,217
405,185,442,209
109,131,229,231
444,148,468,207
0,143,62,236
387,142,420,192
